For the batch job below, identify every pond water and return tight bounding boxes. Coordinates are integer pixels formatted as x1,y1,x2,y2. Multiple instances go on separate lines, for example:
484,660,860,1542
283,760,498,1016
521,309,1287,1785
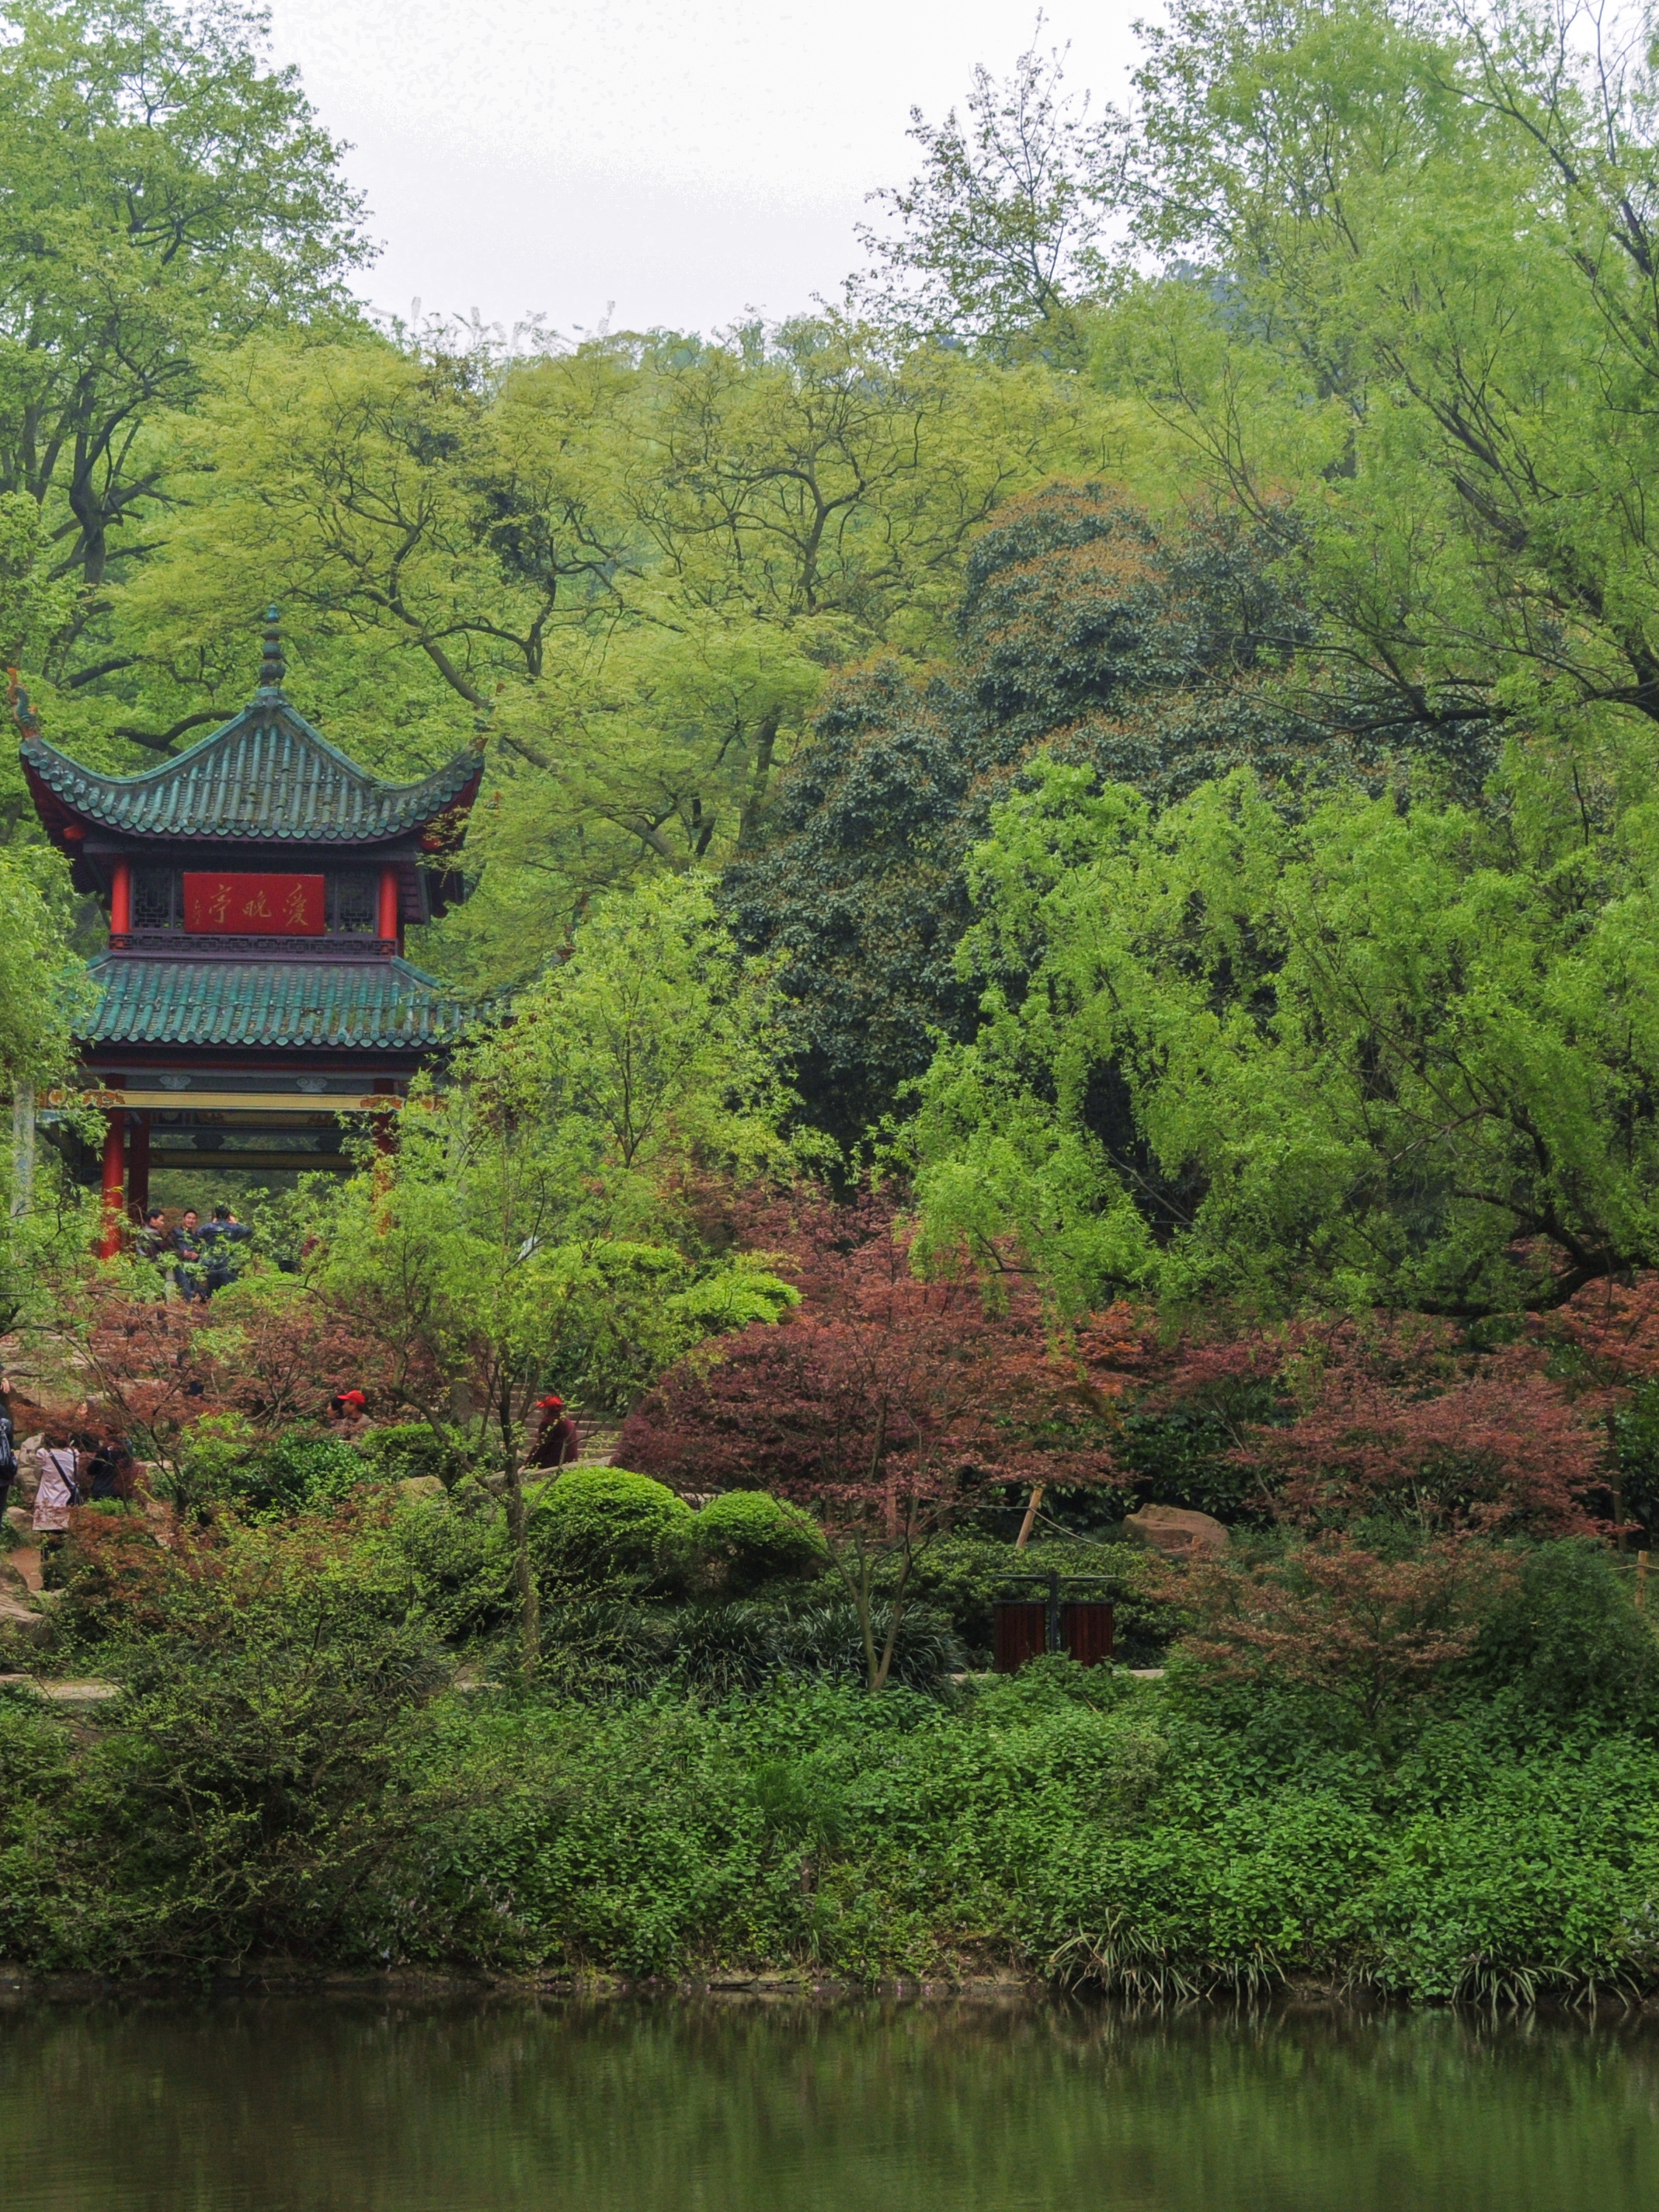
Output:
1,1996,1656,2211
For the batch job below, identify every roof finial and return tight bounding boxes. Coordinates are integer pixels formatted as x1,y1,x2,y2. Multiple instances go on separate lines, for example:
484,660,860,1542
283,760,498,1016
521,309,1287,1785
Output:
258,604,287,695
8,666,40,743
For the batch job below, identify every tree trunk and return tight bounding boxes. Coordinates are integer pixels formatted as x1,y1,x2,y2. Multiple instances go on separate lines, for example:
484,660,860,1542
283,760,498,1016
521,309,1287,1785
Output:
502,1468,541,1683
737,706,783,851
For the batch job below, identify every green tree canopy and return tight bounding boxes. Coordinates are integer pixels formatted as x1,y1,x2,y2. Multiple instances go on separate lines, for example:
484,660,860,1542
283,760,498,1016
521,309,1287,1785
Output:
308,873,801,1675
726,483,1337,1149
1097,0,1659,772
0,0,367,610
913,747,1659,1319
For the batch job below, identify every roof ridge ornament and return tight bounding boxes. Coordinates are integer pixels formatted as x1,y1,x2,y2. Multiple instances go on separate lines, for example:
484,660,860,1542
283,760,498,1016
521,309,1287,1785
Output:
257,605,287,697
7,666,40,743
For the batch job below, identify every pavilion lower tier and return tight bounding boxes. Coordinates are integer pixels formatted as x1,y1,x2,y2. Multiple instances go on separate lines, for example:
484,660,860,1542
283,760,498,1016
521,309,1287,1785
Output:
47,1059,423,1240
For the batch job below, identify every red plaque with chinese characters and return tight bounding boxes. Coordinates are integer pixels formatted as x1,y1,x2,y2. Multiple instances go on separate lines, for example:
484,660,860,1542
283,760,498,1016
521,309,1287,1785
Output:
183,872,325,936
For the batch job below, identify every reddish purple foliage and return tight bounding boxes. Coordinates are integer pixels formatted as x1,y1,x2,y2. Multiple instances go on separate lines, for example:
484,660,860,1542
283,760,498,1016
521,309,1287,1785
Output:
619,1188,1139,1546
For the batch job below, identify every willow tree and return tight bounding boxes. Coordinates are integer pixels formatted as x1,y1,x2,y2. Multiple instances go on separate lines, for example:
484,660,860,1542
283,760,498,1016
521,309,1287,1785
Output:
1097,0,1659,780
913,753,1659,1320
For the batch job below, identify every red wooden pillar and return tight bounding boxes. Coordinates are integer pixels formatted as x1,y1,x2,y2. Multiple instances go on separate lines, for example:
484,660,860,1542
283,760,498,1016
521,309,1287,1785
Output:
377,864,399,952
110,857,132,940
98,1080,126,1258
127,1111,151,1222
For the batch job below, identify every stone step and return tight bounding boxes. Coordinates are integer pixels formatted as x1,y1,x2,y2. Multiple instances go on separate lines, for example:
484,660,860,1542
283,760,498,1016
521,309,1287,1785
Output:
1,1546,42,1594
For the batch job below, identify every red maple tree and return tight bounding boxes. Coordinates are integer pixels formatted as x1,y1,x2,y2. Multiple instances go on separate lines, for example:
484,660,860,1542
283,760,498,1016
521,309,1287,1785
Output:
69,1283,391,1476
1174,1533,1514,1728
1138,1317,1605,1537
618,1188,1140,1687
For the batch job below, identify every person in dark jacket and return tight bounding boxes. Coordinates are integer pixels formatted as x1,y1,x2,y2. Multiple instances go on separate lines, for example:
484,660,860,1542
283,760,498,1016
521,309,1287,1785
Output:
134,1206,169,1265
171,1208,204,1300
527,1395,581,1470
200,1204,252,1297
0,1375,16,1522
81,1428,135,1502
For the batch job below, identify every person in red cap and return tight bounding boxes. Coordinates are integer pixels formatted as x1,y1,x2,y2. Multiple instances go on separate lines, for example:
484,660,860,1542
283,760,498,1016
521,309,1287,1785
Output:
327,1387,371,1439
527,1393,580,1471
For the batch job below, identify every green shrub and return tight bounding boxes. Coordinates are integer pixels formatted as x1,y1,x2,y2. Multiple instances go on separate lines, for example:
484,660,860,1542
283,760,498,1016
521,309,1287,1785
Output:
166,1411,259,1516
245,1431,367,1518
384,1487,516,1643
770,1601,966,1692
166,1421,367,1522
687,1490,826,1594
1460,1539,1659,1735
359,1423,464,1490
530,1467,693,1588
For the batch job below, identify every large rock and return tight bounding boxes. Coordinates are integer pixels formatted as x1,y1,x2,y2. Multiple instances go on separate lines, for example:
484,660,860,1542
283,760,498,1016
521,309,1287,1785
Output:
397,1475,447,1505
0,1591,51,1650
3,1508,31,1542
1122,1504,1231,1559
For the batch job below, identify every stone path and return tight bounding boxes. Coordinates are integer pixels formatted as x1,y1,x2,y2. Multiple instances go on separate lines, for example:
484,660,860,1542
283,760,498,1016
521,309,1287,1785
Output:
0,1675,119,1706
3,1543,43,1593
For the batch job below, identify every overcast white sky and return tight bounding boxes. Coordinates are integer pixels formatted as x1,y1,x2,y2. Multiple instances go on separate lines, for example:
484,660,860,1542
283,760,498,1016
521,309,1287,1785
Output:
263,0,1142,339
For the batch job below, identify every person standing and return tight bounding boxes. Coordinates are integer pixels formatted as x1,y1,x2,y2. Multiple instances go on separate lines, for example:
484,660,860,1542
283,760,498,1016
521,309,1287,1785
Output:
32,1426,80,1552
0,1376,16,1525
171,1207,204,1300
200,1203,252,1297
527,1394,581,1471
82,1428,134,1502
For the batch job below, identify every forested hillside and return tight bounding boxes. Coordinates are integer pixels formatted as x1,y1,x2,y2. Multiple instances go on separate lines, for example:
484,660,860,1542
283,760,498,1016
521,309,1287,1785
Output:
5,0,1659,1997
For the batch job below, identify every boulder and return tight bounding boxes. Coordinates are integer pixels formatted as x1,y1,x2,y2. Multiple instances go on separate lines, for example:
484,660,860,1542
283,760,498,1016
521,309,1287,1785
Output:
0,1591,51,1650
3,1508,30,1543
1122,1504,1231,1559
397,1475,447,1505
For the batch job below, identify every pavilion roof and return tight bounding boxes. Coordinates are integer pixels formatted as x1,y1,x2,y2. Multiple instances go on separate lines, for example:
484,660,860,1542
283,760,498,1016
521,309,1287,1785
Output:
23,707,480,848
84,955,485,1051
18,613,481,849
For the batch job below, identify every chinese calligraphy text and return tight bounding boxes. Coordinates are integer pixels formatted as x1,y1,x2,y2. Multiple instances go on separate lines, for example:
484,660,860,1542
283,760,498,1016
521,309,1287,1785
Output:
183,873,326,937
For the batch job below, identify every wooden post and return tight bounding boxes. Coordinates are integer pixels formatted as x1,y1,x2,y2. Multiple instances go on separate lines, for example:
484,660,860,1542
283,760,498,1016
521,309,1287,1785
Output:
110,857,132,939
377,864,399,952
1014,1483,1045,1553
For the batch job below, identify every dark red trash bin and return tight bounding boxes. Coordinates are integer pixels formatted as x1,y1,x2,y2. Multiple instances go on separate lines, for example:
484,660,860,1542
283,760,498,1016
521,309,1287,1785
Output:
993,1601,1049,1674
1061,1600,1115,1667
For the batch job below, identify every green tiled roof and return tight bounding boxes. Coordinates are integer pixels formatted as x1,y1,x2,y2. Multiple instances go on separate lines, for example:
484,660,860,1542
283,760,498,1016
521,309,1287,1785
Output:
85,955,483,1050
23,697,480,844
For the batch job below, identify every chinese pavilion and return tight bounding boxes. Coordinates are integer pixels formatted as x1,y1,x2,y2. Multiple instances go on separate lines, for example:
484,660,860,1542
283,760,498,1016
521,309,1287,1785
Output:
18,612,482,1248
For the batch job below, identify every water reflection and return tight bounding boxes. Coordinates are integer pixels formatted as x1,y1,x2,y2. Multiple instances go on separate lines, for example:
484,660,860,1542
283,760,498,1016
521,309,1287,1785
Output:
2,1997,1656,2211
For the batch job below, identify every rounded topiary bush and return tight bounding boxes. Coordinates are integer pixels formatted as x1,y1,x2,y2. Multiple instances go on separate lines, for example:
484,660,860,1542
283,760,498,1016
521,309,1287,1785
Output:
531,1467,693,1584
688,1490,826,1594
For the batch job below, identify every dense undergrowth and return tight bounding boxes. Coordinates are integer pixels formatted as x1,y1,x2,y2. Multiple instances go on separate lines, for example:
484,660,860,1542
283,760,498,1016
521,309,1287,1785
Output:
4,1483,1657,2005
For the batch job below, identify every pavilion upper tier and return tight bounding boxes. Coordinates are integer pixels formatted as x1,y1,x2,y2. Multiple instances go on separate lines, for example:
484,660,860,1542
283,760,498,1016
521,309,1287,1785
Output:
15,611,486,1226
